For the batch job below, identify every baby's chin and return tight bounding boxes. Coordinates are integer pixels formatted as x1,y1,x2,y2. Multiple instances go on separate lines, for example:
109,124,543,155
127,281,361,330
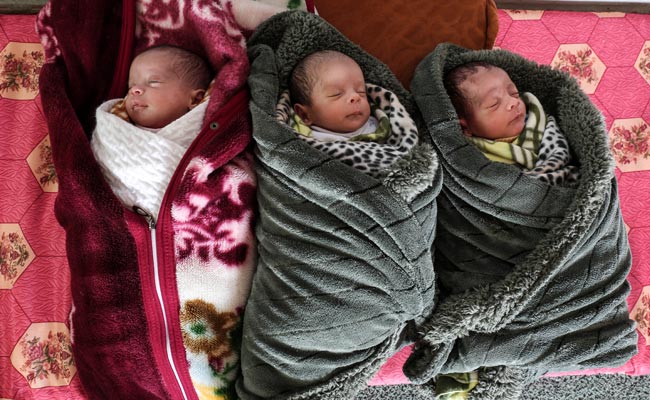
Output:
513,120,526,136
495,120,526,139
342,124,366,133
129,115,164,129
337,118,370,133
126,111,169,129
127,112,144,126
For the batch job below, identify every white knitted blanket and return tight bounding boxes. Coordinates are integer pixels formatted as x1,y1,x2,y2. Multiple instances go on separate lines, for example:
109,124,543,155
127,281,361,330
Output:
91,99,208,220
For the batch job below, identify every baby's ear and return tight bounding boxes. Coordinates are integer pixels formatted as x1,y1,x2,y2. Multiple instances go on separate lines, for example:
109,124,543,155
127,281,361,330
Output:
459,117,472,137
293,103,312,125
188,89,206,109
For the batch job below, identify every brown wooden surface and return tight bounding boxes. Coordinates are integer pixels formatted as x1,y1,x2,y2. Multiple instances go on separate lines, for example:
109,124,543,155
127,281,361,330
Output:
315,0,500,87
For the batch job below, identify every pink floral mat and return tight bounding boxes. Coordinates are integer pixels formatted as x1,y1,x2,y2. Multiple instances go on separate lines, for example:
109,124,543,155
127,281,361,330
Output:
0,14,86,400
495,8,650,377
2,9,650,399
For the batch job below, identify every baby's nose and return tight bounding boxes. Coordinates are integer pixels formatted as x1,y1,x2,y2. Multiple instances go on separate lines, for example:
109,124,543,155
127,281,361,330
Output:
508,98,519,111
349,92,361,103
129,85,143,95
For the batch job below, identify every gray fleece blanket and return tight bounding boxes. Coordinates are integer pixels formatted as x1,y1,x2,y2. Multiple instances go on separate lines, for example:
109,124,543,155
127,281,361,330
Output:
402,43,638,399
237,11,442,399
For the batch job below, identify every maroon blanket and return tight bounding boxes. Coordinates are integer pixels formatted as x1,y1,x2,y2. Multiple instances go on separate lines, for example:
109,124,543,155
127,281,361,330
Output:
36,1,257,398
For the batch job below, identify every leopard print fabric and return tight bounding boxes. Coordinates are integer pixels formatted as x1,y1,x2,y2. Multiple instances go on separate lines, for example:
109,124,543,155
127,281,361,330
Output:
525,115,580,185
276,83,419,178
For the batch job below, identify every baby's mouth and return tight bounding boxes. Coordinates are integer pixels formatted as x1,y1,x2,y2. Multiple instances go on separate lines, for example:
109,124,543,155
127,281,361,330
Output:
131,102,146,111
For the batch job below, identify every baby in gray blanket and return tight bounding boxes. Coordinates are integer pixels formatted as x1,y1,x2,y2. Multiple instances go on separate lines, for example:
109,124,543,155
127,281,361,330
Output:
276,50,425,180
444,61,580,185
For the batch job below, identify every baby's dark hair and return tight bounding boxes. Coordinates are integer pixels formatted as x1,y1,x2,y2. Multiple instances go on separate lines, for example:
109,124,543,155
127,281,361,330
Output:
444,61,496,118
141,45,212,90
289,50,358,105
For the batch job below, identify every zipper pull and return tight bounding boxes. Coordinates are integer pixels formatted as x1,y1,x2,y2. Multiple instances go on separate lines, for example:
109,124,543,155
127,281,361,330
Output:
133,206,156,229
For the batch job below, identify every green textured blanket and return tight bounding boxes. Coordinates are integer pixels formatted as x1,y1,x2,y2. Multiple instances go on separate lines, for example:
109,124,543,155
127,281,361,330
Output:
238,11,442,399
403,43,638,399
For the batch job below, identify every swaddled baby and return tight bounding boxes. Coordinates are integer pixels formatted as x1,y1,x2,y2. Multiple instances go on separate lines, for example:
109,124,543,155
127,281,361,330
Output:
445,61,580,185
91,45,212,220
91,44,251,399
276,50,434,196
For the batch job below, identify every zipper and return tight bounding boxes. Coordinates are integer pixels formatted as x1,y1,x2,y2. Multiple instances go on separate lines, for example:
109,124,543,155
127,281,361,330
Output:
129,90,249,399
134,206,190,400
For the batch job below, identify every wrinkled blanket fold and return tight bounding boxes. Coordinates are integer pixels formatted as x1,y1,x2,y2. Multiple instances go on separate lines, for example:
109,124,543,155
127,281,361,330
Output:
403,43,637,399
238,11,442,399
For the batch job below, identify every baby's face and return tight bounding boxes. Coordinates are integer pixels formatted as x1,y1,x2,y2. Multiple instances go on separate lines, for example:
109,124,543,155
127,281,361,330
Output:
459,66,526,140
299,58,371,133
125,50,198,129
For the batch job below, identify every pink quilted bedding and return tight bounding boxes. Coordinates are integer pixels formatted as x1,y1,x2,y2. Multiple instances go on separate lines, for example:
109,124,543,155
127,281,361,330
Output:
493,8,650,376
0,14,88,399
0,7,649,399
